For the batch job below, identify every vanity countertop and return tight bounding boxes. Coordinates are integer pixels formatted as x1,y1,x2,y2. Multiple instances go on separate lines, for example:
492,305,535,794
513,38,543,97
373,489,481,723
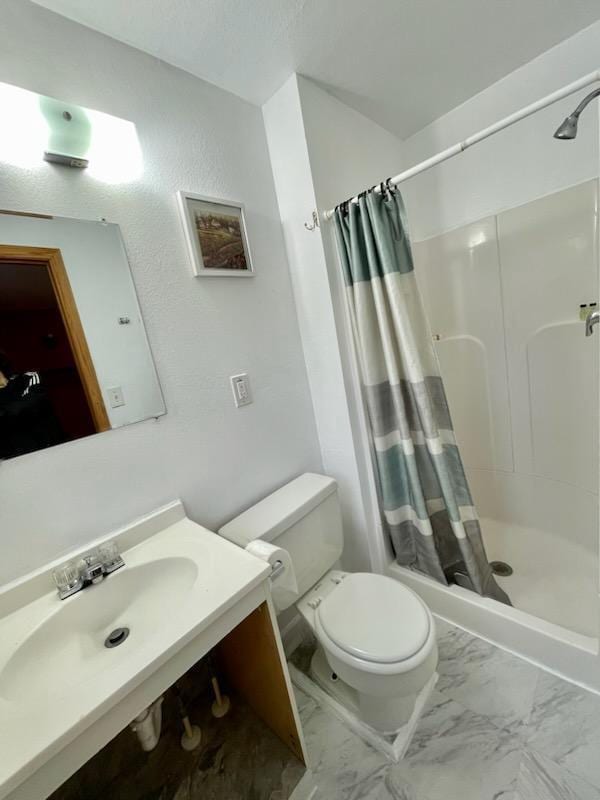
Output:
0,503,270,800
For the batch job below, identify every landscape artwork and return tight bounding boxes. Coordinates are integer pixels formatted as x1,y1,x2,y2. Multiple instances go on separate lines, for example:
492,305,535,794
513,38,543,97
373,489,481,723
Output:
178,193,254,277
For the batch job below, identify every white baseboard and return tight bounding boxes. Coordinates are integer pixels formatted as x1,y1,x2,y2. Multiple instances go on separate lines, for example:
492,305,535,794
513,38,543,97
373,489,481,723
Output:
289,769,318,800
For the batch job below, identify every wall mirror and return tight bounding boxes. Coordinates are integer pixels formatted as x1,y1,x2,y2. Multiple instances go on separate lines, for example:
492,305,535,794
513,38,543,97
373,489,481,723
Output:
0,212,165,460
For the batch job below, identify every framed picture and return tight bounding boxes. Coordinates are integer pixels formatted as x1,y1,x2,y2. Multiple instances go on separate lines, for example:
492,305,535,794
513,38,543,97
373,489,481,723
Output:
177,191,254,277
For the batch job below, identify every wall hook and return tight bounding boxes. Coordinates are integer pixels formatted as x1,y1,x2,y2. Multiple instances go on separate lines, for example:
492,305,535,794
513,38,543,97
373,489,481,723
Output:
304,210,320,231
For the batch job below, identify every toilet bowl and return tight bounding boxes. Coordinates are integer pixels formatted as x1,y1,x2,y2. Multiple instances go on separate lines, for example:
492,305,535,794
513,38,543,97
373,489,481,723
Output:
296,569,437,731
218,472,438,733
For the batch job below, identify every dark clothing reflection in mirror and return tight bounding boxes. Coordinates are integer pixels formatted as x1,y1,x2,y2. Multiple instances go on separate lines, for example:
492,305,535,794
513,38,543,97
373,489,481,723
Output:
0,368,64,458
0,257,97,459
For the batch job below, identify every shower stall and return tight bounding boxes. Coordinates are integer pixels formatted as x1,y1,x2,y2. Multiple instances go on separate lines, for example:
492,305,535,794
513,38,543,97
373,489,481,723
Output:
411,178,598,637
339,82,600,689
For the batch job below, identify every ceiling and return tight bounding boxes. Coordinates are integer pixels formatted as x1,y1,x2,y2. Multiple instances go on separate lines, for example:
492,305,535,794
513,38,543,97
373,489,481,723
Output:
32,0,600,138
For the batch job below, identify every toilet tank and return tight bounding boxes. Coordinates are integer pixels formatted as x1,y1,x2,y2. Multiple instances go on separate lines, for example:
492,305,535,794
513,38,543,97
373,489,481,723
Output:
218,473,344,610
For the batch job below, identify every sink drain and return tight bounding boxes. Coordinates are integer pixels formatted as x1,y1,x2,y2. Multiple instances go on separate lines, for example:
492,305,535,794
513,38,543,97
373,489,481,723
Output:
104,627,130,648
490,561,513,577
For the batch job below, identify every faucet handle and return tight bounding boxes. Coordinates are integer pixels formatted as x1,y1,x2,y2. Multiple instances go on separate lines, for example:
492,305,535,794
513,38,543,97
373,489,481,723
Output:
98,540,125,574
53,561,83,599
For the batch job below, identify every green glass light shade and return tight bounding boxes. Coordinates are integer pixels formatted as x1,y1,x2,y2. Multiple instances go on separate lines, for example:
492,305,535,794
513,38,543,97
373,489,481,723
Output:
39,96,92,167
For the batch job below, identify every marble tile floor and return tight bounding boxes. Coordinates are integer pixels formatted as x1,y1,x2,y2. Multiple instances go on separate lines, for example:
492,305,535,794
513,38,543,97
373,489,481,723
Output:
295,617,600,800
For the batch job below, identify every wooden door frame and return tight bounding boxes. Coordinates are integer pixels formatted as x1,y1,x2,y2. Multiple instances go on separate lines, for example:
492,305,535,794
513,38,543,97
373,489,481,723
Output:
0,244,110,432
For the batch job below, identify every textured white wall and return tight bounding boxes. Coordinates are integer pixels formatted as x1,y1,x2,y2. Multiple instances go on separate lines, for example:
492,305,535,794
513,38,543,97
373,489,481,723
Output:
296,76,407,211
296,77,409,573
0,0,322,585
262,75,371,572
263,75,406,572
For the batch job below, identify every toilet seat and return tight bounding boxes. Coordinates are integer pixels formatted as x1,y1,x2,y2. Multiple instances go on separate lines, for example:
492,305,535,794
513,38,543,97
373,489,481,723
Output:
315,573,432,670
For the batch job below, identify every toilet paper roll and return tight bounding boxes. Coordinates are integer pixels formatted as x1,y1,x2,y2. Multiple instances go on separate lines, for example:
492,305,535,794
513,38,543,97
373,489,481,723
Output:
245,540,298,607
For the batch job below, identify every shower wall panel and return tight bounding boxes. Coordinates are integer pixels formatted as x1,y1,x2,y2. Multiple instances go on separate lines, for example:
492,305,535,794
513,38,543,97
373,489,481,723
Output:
497,180,598,494
414,216,513,474
413,179,599,547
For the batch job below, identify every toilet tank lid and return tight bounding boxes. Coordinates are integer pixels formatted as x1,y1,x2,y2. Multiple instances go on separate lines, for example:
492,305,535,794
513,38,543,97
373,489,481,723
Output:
218,473,338,547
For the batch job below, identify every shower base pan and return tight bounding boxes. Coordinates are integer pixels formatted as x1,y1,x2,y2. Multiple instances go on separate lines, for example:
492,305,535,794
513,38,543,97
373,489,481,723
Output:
389,562,600,694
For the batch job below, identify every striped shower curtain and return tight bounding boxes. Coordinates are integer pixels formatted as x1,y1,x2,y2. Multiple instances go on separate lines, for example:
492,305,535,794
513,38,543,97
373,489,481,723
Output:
334,188,509,604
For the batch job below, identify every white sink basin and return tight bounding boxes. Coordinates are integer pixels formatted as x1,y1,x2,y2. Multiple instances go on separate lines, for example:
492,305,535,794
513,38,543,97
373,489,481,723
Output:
0,556,198,702
0,502,270,800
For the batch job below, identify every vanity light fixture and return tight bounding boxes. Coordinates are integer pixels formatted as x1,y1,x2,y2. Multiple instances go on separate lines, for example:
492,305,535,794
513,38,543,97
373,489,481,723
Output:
40,96,91,168
0,81,142,181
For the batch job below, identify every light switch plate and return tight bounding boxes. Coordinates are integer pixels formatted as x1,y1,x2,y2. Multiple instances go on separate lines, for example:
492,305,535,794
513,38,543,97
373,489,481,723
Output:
107,386,125,408
230,373,252,408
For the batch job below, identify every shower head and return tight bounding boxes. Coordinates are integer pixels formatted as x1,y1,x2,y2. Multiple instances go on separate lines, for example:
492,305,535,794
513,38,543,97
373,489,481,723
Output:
553,113,579,140
554,87,600,140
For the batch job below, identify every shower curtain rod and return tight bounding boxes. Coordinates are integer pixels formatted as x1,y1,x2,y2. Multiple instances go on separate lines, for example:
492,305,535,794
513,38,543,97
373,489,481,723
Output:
323,69,600,221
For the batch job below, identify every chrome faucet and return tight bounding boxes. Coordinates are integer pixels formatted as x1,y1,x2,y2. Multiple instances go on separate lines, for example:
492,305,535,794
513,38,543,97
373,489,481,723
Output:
52,541,124,600
585,308,600,337
80,553,106,586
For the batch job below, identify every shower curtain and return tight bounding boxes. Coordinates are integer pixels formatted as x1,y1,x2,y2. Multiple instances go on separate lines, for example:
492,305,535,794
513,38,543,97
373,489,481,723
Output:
334,187,509,604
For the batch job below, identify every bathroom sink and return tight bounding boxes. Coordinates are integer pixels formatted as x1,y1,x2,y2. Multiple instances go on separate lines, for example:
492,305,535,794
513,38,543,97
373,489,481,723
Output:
0,502,271,800
0,557,198,702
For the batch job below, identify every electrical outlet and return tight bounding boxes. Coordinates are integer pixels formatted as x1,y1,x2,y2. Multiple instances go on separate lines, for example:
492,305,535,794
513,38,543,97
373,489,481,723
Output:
107,386,125,408
230,373,252,408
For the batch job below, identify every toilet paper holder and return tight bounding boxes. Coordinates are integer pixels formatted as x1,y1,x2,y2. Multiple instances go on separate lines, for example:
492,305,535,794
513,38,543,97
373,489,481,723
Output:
270,560,285,580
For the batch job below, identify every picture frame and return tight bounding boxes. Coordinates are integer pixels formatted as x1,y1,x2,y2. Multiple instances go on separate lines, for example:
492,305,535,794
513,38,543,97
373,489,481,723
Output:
177,191,254,277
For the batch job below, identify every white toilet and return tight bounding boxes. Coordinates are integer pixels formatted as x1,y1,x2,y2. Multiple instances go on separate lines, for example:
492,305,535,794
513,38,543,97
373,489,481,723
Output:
218,473,438,733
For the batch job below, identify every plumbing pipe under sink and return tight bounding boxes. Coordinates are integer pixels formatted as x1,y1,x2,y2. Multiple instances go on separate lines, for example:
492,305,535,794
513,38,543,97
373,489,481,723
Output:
129,696,164,751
